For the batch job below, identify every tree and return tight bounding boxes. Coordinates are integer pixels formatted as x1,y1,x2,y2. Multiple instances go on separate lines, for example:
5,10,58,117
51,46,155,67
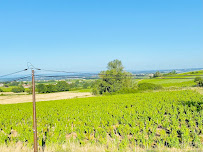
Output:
11,86,25,93
37,84,47,93
46,84,56,93
194,77,202,82
93,59,135,94
56,81,69,92
107,59,124,72
10,81,19,86
153,71,162,77
194,77,203,87
26,86,32,94
198,80,203,87
74,80,80,88
0,88,3,92
171,70,177,74
83,82,89,89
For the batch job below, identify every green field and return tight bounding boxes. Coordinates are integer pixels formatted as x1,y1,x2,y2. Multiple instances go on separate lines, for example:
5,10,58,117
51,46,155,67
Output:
0,86,16,92
139,79,196,88
0,87,29,92
0,90,202,151
138,70,203,88
178,70,203,76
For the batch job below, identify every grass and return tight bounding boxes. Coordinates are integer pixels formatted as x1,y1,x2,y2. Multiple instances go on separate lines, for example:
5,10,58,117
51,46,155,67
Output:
178,70,203,75
0,86,15,92
0,142,202,152
0,87,29,92
139,79,196,87
138,70,203,88
75,89,92,92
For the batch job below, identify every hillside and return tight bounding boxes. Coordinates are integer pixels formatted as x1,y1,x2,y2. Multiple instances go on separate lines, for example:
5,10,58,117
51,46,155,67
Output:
139,70,203,88
0,90,203,151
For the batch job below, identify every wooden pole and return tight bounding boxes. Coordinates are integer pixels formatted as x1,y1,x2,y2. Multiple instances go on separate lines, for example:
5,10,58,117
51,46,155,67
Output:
32,70,38,152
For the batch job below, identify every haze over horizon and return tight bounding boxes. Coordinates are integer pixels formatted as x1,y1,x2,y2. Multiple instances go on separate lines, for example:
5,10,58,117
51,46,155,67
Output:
0,0,202,74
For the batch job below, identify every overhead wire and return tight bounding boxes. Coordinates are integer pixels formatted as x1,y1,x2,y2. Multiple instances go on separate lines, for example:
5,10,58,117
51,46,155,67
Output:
0,69,28,78
0,75,32,83
0,63,202,82
34,74,197,80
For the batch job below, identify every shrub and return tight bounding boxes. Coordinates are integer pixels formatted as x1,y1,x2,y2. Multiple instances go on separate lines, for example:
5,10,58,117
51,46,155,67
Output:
11,86,25,93
194,77,202,82
0,88,3,92
197,79,203,87
138,83,163,91
92,87,99,95
194,77,203,87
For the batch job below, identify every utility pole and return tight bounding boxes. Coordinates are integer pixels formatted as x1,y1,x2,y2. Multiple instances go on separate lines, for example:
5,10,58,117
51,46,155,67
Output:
32,70,38,152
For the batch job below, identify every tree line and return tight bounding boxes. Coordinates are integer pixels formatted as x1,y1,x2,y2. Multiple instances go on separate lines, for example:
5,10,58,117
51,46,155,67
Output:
35,80,93,93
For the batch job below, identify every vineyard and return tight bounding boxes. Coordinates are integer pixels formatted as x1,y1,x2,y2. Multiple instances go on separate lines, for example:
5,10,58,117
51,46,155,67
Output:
139,70,203,88
0,90,203,151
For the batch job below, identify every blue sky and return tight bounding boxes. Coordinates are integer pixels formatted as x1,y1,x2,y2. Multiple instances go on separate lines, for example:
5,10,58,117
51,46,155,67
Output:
0,0,202,74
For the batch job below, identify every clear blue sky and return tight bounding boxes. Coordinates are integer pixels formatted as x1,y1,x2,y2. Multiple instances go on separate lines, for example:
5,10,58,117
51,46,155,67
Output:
0,0,202,74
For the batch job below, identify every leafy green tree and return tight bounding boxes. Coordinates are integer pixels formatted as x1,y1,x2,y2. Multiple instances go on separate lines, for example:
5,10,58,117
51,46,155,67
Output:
83,82,89,89
56,81,69,92
37,84,47,93
26,86,32,94
194,77,202,82
93,59,135,94
11,86,25,93
171,70,177,74
9,81,19,86
194,77,203,87
198,79,203,87
46,84,56,93
153,71,162,77
74,80,80,88
107,59,124,71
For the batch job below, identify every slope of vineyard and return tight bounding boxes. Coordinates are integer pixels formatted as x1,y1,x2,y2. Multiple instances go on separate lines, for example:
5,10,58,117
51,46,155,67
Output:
139,79,195,88
139,70,203,88
0,90,203,151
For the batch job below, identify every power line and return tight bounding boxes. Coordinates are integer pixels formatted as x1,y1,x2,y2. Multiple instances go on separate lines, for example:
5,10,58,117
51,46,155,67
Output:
26,63,203,77
38,69,77,73
0,69,28,78
34,74,196,80
0,75,32,82
27,62,76,73
0,63,202,82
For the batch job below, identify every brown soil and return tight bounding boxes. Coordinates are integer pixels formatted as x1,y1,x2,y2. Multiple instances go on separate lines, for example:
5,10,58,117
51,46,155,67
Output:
0,91,93,104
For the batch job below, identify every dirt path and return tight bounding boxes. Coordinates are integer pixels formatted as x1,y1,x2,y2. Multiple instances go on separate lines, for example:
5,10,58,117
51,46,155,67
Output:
191,87,203,95
0,91,93,104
